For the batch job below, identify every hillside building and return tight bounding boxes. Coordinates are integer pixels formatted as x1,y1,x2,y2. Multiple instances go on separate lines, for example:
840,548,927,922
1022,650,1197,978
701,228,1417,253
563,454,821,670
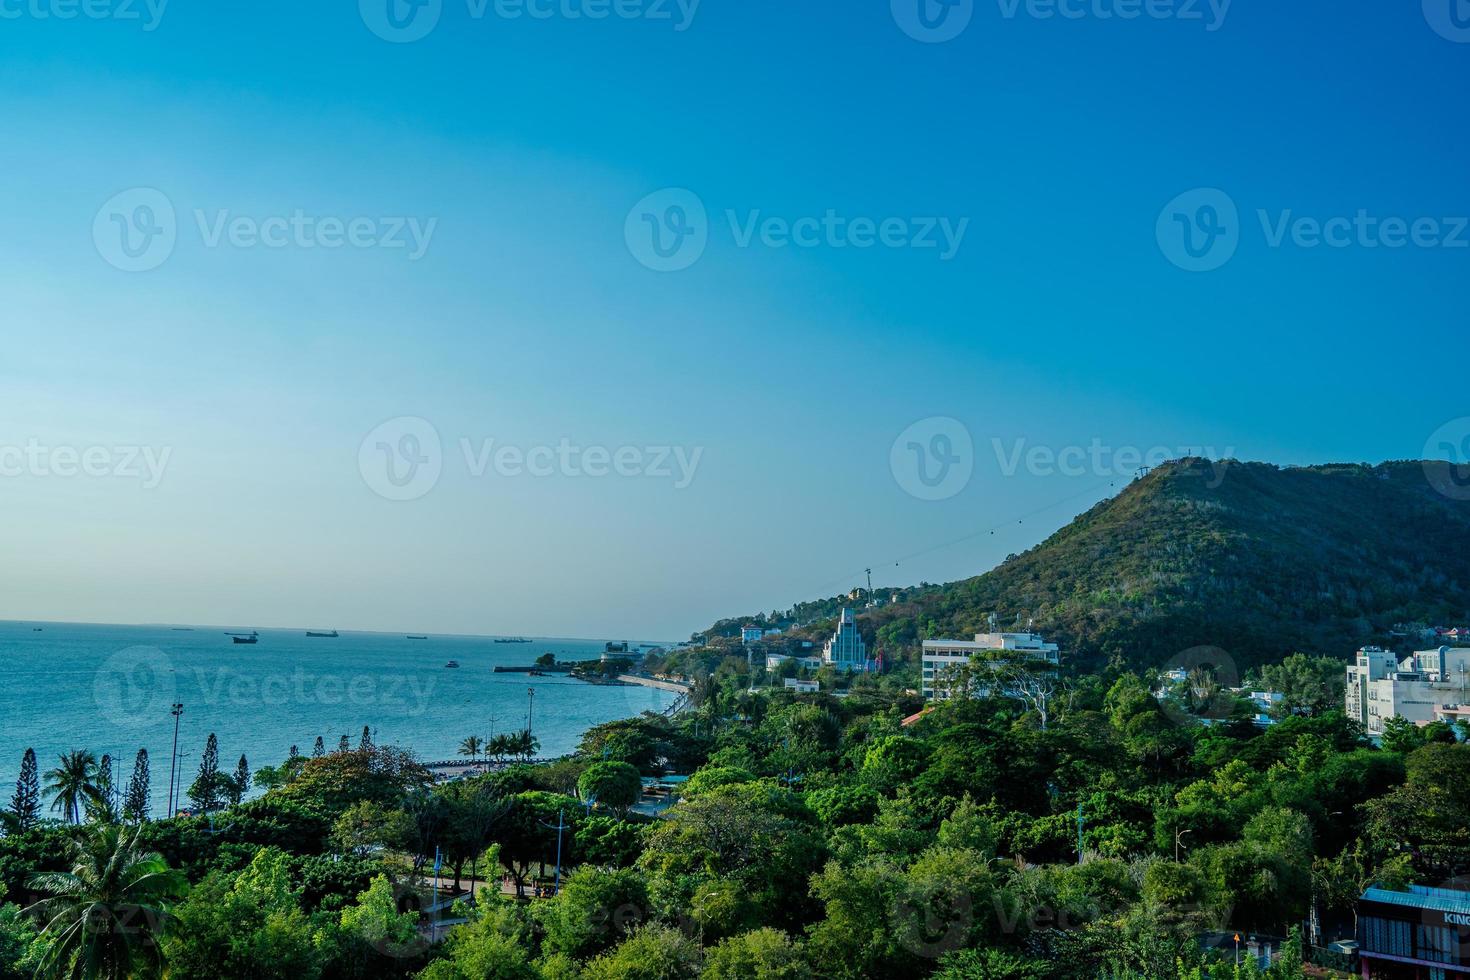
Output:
1345,645,1470,735
822,608,876,674
921,631,1060,700
1357,884,1470,978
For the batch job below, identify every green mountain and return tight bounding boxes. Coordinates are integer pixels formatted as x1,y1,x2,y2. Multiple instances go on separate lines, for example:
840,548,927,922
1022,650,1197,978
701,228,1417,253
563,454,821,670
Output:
728,459,1470,673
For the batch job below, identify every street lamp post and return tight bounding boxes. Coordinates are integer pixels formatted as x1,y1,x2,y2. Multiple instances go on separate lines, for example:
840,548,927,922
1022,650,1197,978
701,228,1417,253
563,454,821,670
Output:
538,809,569,896
166,703,184,816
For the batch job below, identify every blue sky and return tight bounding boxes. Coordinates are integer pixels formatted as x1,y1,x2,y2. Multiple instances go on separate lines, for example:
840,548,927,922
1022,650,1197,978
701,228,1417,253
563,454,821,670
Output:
0,0,1466,638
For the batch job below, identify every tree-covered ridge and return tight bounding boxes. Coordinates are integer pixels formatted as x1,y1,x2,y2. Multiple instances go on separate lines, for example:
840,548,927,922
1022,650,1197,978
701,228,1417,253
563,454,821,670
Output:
717,460,1470,672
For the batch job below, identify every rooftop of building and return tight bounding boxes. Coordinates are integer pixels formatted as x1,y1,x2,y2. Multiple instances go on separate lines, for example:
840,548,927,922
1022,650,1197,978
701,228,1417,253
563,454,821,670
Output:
1362,884,1470,915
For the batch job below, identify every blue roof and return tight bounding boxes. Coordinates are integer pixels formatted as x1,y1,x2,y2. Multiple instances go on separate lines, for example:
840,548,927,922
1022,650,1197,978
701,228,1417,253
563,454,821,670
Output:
1362,886,1470,915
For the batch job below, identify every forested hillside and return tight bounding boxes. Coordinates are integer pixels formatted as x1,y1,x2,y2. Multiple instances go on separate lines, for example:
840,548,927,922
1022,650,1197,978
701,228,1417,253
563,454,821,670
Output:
716,460,1470,672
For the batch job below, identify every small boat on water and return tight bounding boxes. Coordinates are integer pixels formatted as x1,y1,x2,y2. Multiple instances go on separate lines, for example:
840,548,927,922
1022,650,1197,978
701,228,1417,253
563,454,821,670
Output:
444,660,460,668
306,630,339,638
407,635,428,640
233,635,258,645
494,637,532,644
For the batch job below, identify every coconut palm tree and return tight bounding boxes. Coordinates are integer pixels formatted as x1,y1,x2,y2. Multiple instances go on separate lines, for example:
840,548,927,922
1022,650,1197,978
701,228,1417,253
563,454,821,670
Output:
486,734,510,764
458,735,483,763
26,822,185,979
44,751,102,825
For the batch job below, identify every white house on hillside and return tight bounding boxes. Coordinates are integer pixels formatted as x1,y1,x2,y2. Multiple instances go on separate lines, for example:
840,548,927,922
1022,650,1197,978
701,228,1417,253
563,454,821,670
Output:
921,631,1060,700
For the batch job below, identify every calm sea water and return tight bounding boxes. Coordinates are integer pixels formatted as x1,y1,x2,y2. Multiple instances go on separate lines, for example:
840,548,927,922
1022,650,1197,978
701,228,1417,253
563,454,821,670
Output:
0,621,676,817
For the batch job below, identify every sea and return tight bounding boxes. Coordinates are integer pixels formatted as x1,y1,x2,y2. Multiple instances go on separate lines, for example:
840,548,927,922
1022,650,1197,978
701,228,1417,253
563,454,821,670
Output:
0,620,677,818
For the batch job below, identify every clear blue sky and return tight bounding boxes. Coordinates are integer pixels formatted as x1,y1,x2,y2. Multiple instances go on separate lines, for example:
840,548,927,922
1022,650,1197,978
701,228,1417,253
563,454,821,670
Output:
1,0,1465,639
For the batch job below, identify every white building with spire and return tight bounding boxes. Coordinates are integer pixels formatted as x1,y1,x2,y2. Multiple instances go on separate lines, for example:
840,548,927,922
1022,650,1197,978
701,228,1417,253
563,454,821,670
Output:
823,608,875,673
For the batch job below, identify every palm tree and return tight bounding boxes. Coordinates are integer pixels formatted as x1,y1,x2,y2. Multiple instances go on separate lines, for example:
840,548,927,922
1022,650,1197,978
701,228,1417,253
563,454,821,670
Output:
26,822,185,979
45,751,102,825
458,735,483,763
486,734,510,764
510,730,540,762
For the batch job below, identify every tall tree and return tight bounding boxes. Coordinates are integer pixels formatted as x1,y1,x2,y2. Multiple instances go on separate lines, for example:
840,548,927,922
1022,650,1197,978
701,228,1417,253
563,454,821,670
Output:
94,755,116,822
359,726,374,752
10,748,40,831
26,822,185,980
123,750,150,823
44,750,101,825
337,734,351,754
228,755,250,806
288,744,299,760
188,734,222,812
459,735,483,762
312,736,325,758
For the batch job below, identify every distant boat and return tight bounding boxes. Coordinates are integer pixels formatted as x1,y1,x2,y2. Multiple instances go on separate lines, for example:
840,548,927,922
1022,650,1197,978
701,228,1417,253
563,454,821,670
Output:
306,630,339,638
32,628,42,632
233,635,259,645
444,660,460,668
494,637,533,644
407,635,428,640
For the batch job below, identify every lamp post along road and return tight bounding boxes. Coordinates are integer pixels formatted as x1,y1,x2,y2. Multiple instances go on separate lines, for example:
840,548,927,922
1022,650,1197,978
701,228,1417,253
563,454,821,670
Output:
166,703,184,816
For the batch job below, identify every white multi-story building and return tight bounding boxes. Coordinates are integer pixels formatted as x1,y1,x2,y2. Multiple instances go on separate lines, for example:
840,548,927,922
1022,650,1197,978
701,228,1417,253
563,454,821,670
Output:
766,653,823,671
921,631,1060,700
1345,645,1470,734
822,608,876,673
